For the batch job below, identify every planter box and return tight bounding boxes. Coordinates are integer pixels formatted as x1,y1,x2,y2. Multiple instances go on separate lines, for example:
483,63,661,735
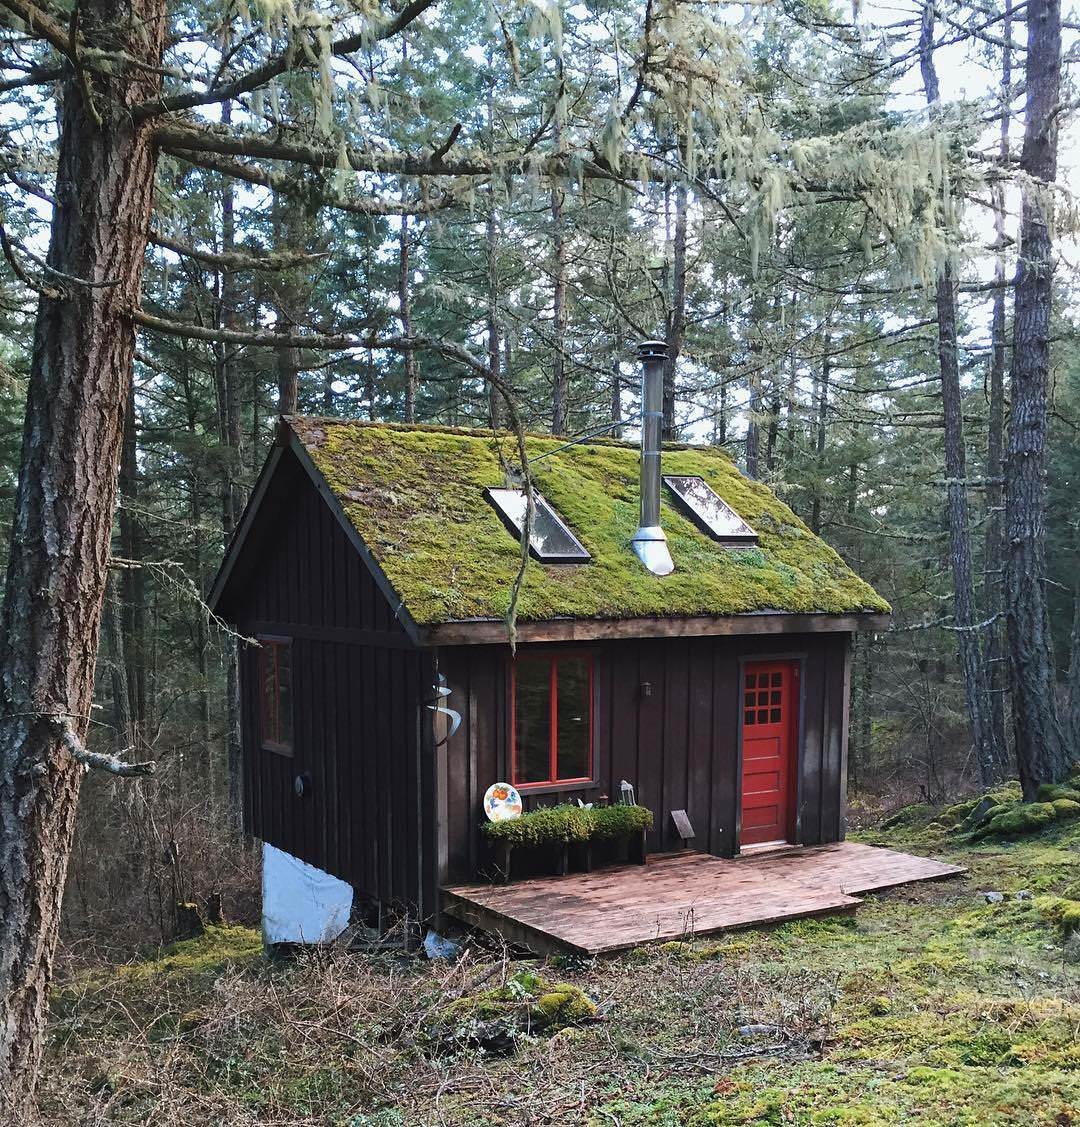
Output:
489,824,649,884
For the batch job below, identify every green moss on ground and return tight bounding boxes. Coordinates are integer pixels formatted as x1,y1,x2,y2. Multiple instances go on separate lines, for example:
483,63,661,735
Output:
885,780,1080,843
290,417,889,625
64,925,262,994
433,967,597,1043
43,816,1080,1125
1036,895,1080,936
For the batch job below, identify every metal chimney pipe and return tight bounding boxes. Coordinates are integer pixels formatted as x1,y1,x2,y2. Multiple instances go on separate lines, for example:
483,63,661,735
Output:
631,340,675,576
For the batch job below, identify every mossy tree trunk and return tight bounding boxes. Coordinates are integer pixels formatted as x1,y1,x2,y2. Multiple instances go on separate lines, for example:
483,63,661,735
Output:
1005,0,1069,798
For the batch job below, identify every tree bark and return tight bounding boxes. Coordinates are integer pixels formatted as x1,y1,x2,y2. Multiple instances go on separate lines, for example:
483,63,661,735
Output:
0,0,165,1106
117,379,146,738
550,60,569,436
272,177,310,415
745,288,767,480
984,0,1013,779
810,330,830,535
920,0,999,789
550,181,568,434
1066,584,1080,758
486,194,502,429
1005,0,1069,796
663,180,688,441
399,212,417,423
103,574,133,756
216,98,244,825
610,316,623,439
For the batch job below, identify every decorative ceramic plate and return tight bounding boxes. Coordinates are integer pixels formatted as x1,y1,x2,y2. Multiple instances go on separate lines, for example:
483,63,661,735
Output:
483,782,523,822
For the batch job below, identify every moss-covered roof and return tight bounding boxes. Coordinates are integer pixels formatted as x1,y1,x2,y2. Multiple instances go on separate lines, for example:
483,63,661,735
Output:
287,416,890,627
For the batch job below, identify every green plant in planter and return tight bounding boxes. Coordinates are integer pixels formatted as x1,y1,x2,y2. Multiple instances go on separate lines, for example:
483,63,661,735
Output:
481,803,653,847
589,803,653,840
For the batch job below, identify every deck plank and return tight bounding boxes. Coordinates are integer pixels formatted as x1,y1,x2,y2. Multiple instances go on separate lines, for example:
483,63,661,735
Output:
442,841,965,955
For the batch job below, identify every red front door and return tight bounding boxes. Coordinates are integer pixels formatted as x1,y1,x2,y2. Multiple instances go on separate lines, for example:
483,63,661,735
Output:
740,661,798,848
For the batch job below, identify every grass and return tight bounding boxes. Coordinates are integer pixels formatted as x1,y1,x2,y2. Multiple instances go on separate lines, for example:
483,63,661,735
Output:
41,813,1080,1126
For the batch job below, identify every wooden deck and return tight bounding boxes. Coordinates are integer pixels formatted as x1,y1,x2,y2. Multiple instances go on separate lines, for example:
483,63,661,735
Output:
442,842,965,955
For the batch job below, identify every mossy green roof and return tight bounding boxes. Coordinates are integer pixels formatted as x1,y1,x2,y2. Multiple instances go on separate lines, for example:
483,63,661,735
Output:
287,417,890,627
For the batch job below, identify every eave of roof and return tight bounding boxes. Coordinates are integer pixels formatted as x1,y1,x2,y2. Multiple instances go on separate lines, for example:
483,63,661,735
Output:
281,416,890,633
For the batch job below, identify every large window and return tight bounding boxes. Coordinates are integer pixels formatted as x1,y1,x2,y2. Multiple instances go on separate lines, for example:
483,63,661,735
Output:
258,637,293,755
511,654,593,787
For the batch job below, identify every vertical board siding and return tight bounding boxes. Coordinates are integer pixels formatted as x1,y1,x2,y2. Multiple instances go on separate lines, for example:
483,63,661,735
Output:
241,639,433,906
229,447,438,911
440,632,853,885
227,448,410,638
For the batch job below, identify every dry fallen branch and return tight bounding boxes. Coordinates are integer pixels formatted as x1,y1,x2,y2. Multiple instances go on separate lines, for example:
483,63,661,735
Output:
54,719,155,777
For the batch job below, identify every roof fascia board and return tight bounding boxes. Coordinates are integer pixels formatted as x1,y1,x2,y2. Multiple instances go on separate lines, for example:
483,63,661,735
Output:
207,443,285,613
285,431,425,648
424,612,891,646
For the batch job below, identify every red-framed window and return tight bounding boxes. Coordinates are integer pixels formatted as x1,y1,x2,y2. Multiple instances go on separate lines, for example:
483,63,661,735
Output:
257,637,293,755
511,653,593,788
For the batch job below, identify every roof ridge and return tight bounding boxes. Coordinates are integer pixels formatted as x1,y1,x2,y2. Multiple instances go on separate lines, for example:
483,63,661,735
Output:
283,414,730,456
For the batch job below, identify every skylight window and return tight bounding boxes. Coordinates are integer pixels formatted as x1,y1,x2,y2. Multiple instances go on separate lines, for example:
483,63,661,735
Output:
663,475,759,545
485,487,591,563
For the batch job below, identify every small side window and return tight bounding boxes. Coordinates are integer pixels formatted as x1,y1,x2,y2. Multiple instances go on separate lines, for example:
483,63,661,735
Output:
258,638,293,755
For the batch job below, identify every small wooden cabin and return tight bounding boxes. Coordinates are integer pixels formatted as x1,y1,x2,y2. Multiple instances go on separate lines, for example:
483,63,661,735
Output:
210,390,889,926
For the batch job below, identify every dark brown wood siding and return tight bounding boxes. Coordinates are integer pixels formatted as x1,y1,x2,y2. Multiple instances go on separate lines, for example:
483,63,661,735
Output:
229,451,436,914
222,447,412,641
240,640,435,912
439,632,852,884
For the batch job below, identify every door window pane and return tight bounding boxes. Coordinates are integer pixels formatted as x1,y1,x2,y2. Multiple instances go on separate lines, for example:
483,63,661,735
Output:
556,658,590,780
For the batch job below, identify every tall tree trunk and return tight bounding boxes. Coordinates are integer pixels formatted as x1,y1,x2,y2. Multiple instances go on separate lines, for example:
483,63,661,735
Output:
399,212,417,423
550,184,568,434
810,330,830,535
103,574,133,756
550,60,569,435
745,289,767,480
920,0,999,788
486,196,502,428
0,0,164,1106
610,317,623,438
784,304,799,469
273,180,308,415
984,0,1013,779
1005,0,1068,797
180,342,211,785
117,380,145,739
663,180,688,441
717,375,728,446
1066,583,1080,758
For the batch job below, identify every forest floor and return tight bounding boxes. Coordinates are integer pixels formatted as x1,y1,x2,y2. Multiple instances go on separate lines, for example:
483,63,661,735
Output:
40,808,1080,1126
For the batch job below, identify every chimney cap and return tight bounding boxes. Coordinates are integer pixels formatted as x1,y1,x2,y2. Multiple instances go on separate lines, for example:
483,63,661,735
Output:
637,339,667,361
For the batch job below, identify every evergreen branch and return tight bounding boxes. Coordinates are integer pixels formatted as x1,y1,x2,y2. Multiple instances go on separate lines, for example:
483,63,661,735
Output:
133,308,370,350
155,122,625,184
0,63,63,91
150,231,329,273
0,0,72,59
0,220,62,299
162,145,465,215
132,0,439,119
133,308,490,377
